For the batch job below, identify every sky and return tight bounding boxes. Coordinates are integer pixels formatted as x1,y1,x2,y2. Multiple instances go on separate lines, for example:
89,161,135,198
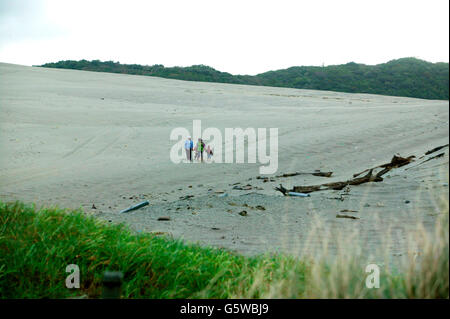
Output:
0,0,448,75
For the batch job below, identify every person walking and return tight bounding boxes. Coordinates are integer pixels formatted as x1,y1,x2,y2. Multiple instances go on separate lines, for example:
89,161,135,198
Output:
206,145,213,161
189,137,193,162
200,138,205,162
196,138,205,162
184,136,193,162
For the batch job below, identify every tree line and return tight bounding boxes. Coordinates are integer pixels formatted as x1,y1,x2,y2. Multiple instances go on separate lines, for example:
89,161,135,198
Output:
40,57,449,100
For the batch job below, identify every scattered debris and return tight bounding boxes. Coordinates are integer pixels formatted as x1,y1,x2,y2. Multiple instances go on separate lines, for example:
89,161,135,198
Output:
256,176,276,182
255,205,266,211
119,200,150,213
336,213,360,220
239,210,248,216
340,209,358,213
327,195,345,201
179,195,194,200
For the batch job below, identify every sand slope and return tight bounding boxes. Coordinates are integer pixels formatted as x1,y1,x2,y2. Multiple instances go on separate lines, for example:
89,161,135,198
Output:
0,62,448,260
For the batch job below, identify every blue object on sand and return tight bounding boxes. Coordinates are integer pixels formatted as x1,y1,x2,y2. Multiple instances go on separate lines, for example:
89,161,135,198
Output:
288,192,310,197
120,200,150,213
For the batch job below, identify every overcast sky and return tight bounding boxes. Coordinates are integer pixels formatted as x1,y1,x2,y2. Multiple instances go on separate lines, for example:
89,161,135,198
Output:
0,0,448,75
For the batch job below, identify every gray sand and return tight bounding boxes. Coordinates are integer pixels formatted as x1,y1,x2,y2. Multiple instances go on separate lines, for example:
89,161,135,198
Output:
0,62,448,262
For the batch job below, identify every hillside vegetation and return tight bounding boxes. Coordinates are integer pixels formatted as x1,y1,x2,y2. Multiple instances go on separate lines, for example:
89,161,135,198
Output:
40,58,449,100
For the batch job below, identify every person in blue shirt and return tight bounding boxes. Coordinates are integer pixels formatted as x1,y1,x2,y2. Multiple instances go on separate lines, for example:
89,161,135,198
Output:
184,136,193,162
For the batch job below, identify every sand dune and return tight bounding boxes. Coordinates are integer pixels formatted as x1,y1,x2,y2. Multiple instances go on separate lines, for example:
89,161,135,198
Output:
0,62,448,260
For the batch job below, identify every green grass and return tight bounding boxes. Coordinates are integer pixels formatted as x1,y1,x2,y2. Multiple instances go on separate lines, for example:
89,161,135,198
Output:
0,201,448,298
0,201,307,298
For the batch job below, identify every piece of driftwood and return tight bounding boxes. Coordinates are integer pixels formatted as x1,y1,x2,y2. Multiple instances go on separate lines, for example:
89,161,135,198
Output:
406,152,445,170
425,152,445,161
312,171,333,177
425,144,449,155
275,184,289,195
292,185,323,193
180,195,194,200
321,181,348,190
375,167,392,178
276,171,333,178
348,169,379,185
336,213,360,220
353,155,415,177
380,155,415,169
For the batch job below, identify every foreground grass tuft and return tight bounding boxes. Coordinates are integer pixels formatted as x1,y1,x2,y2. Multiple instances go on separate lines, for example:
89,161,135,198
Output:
0,201,448,298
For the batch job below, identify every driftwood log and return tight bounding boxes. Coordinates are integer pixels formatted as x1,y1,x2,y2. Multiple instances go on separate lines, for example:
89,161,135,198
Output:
276,147,446,197
275,171,333,178
275,155,411,196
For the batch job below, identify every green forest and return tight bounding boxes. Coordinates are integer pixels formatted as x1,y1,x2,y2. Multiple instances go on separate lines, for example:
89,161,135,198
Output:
40,58,449,100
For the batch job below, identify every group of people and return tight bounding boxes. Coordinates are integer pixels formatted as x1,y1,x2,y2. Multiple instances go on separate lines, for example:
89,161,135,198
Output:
184,136,213,163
